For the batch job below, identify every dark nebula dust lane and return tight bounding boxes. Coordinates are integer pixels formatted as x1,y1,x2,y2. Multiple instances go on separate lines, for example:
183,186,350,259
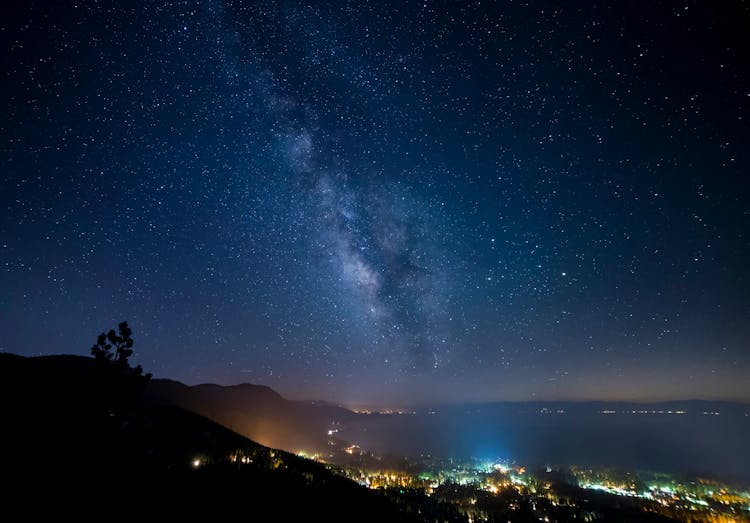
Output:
1,1,749,405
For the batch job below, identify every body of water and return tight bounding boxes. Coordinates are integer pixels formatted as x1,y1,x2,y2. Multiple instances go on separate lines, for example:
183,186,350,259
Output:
344,402,750,483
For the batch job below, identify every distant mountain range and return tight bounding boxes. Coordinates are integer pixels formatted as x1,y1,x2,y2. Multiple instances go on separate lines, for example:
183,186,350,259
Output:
143,377,355,453
410,399,750,416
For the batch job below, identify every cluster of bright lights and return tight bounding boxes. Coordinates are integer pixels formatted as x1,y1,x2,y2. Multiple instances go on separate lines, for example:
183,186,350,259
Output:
581,483,637,497
193,446,750,520
578,480,750,514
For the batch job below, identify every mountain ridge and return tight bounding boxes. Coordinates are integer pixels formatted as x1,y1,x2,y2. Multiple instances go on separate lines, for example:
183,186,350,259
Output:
0,351,463,522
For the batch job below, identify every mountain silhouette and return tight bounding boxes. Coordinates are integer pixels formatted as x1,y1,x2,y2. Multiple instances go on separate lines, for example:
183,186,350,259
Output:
144,377,356,453
0,352,464,522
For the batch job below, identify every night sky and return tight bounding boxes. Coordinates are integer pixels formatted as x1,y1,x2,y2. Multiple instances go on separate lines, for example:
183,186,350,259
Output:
2,1,748,406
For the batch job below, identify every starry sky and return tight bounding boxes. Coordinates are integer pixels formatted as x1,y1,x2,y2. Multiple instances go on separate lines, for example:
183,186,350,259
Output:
2,1,749,406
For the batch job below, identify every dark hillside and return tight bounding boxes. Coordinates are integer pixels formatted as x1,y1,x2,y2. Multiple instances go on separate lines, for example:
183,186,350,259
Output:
0,353,464,522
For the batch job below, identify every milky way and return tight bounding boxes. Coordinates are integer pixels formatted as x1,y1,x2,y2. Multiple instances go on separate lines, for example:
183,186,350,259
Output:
1,1,748,405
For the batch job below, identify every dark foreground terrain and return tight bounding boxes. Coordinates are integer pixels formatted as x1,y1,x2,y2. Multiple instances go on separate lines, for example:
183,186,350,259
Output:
0,353,462,522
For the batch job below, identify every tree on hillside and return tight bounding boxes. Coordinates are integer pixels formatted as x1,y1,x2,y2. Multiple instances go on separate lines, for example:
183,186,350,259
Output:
90,321,151,417
91,321,151,380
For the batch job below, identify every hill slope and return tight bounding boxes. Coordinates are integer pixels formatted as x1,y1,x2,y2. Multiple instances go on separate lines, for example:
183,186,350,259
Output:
144,377,354,453
0,353,463,522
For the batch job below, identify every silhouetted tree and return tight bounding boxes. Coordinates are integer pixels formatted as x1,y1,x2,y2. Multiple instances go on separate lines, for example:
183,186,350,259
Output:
90,321,151,418
91,321,151,379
